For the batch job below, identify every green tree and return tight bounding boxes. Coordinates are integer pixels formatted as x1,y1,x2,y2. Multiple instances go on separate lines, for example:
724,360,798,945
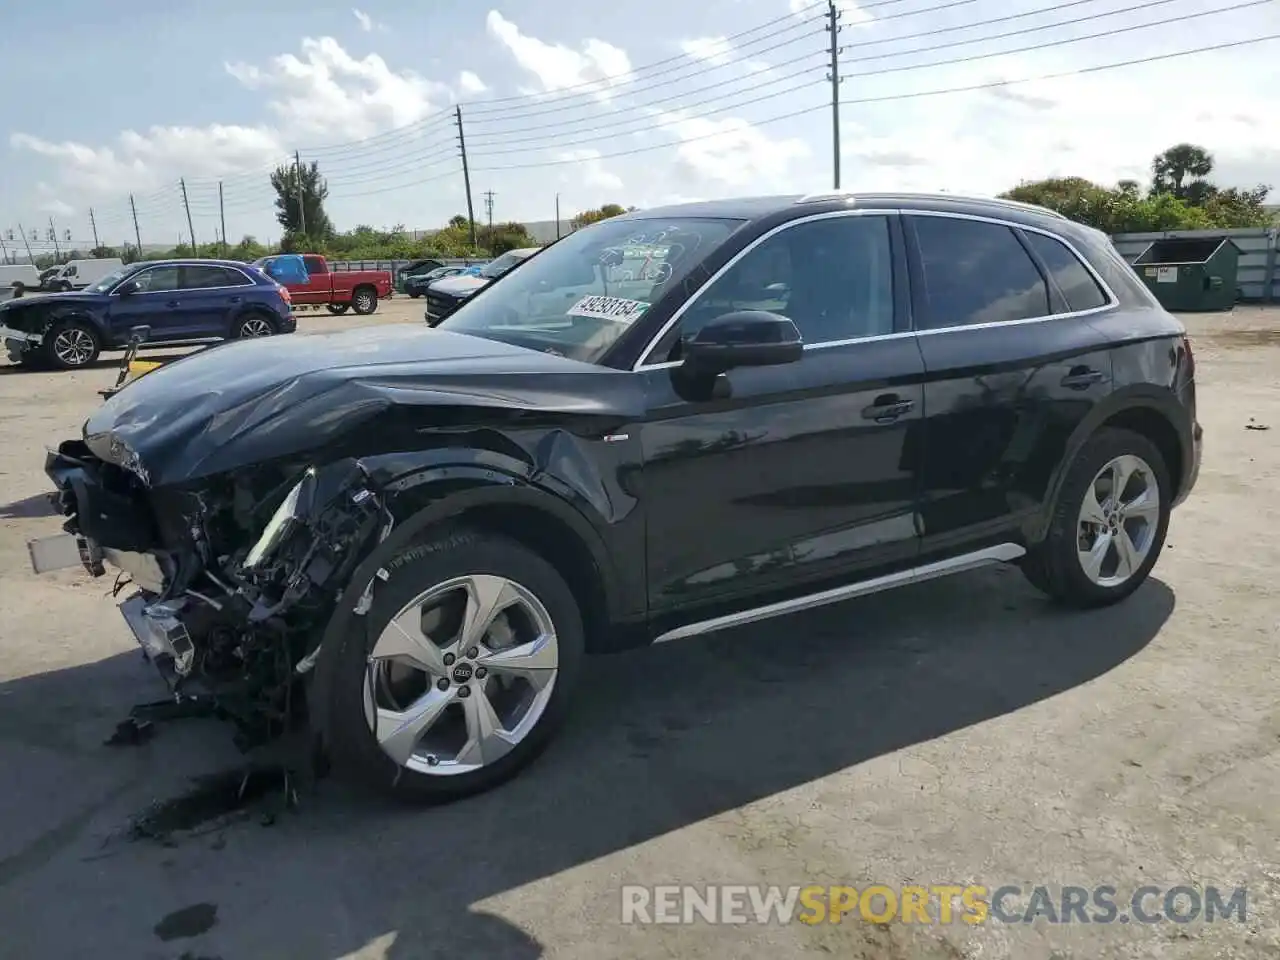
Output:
1151,143,1214,202
270,160,334,246
570,203,628,230
478,221,535,254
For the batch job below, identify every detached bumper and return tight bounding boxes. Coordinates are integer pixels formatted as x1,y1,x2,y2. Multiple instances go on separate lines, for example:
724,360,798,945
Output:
1,323,41,360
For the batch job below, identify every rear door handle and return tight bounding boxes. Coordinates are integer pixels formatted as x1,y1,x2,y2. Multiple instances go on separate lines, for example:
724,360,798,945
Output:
229,296,242,304
1061,366,1104,389
165,299,180,308
861,394,915,422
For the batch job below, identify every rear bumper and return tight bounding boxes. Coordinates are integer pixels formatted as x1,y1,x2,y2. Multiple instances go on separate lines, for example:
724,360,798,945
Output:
1175,420,1202,507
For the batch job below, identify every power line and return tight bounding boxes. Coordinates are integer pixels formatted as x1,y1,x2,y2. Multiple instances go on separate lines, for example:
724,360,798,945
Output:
470,30,1280,173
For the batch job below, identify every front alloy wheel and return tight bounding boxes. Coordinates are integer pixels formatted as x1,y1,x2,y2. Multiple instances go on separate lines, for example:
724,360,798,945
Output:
322,529,584,801
1076,454,1161,588
365,574,560,774
46,321,101,369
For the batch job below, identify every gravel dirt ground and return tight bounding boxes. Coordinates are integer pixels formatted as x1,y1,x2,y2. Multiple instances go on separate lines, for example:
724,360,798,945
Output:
0,298,1277,960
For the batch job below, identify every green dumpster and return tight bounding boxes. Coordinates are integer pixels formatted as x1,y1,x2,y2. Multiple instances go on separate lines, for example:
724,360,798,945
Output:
1132,236,1240,311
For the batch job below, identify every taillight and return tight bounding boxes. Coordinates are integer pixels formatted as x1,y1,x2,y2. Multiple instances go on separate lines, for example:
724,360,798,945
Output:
278,284,291,305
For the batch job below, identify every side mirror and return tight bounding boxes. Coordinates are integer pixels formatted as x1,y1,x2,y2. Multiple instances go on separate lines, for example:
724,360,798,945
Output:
681,310,803,375
117,279,142,296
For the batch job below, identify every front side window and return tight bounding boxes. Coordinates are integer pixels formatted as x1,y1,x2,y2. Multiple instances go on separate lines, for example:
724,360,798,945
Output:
644,214,895,364
129,266,181,293
911,216,1049,329
1023,231,1109,312
438,216,743,364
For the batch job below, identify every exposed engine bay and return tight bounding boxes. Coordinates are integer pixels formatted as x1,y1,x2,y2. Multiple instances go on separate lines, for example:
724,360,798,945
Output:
37,440,393,753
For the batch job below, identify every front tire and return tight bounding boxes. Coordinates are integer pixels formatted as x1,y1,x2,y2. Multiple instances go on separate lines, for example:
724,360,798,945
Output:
351,286,377,315
1021,427,1170,607
324,528,585,803
43,319,101,370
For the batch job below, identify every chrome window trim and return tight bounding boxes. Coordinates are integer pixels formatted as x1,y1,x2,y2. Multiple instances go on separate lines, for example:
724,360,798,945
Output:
109,264,260,296
632,207,1118,372
633,208,901,372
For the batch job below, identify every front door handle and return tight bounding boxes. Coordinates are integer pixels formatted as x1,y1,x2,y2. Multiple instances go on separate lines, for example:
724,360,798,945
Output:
229,296,242,304
861,394,915,422
165,299,180,308
1061,366,1104,390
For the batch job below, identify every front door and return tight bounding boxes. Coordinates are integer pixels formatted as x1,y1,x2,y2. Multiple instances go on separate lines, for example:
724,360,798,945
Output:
904,213,1116,557
106,264,193,343
638,211,926,620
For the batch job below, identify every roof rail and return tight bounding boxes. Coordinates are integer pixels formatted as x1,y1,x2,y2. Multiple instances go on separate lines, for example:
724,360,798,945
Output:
795,190,1069,221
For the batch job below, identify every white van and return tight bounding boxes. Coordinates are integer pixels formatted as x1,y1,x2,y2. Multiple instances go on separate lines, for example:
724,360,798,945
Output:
0,264,40,289
49,258,124,291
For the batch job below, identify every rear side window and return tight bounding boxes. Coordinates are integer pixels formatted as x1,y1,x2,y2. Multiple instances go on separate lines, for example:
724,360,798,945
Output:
1023,231,1109,312
183,265,252,289
303,256,327,275
911,216,1049,329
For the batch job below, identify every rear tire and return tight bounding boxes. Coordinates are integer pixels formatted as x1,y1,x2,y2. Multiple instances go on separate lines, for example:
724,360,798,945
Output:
408,290,422,299
326,303,350,315
43,319,101,370
351,286,378,315
1021,427,1170,608
323,528,584,803
235,311,277,338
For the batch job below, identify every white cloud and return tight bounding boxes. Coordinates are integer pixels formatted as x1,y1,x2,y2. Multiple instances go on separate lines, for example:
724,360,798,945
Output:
11,36,447,209
556,149,623,191
458,70,488,95
680,37,734,66
485,11,632,99
656,111,809,189
352,8,374,31
226,37,448,138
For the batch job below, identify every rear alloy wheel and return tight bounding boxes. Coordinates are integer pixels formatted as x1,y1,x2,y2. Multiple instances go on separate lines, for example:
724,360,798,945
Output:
237,313,276,338
351,288,377,315
45,320,101,370
1021,427,1170,607
323,530,584,802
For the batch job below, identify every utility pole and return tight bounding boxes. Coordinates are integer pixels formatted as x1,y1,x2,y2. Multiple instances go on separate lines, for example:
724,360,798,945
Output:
294,150,307,238
826,0,844,190
0,233,8,265
89,208,100,250
17,223,35,264
49,218,61,259
179,178,197,255
129,194,143,257
219,181,227,256
482,190,495,231
455,106,477,248
555,193,561,240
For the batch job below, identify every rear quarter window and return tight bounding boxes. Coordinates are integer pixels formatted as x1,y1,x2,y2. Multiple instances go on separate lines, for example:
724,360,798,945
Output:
1023,231,1110,312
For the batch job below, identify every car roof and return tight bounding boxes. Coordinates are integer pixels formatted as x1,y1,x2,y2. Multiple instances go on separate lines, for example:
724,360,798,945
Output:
613,191,1076,235
136,258,261,270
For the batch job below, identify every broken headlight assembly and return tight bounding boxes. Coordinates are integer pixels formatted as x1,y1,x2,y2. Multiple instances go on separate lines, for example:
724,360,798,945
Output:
244,467,317,571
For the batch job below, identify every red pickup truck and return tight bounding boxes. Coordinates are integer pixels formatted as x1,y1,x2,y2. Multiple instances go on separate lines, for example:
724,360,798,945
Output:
254,254,393,315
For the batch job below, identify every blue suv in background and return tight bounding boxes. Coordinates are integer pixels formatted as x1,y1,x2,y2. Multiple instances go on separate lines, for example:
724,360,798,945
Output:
0,258,296,370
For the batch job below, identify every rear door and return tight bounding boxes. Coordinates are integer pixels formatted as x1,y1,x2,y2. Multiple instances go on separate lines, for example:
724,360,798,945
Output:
638,210,926,618
178,264,255,338
904,212,1116,557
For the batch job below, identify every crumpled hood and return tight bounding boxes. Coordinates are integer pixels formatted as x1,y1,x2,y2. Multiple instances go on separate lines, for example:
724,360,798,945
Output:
84,325,640,487
1,291,102,314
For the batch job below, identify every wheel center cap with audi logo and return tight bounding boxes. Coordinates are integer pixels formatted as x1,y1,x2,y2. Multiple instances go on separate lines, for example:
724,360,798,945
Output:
452,662,474,684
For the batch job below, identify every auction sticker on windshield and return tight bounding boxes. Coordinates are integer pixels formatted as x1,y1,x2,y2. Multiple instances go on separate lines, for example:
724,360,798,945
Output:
567,295,649,323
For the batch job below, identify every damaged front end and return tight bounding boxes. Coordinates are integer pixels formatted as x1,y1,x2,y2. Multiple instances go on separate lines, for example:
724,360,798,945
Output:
33,440,391,752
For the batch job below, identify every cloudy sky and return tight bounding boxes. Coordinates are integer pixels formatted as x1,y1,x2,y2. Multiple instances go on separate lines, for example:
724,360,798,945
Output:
3,0,1278,253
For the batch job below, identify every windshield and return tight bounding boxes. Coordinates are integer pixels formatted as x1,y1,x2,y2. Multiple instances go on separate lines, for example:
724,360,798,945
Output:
479,250,529,279
438,217,743,363
84,266,135,293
